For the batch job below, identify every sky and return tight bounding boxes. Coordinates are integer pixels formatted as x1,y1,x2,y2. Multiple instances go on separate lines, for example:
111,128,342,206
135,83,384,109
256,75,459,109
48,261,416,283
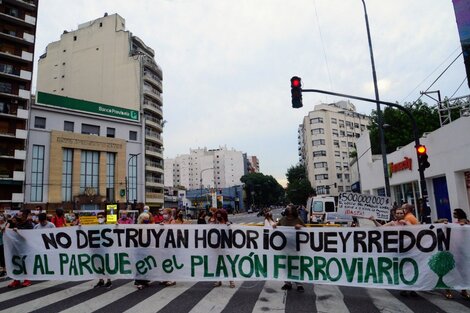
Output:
33,0,470,187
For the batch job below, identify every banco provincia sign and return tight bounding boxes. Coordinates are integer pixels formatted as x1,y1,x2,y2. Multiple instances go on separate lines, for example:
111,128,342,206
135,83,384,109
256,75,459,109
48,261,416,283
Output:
37,92,139,121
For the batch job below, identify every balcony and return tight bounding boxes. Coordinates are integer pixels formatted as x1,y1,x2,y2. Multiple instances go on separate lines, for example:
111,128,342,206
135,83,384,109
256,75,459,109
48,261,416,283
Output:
0,30,35,45
143,84,163,104
145,145,163,159
143,99,163,117
145,161,164,174
0,67,32,82
0,149,26,160
0,50,33,63
142,57,163,80
0,11,36,27
0,105,29,119
146,177,164,188
0,170,25,181
143,71,162,92
144,116,163,132
145,192,164,203
145,129,163,144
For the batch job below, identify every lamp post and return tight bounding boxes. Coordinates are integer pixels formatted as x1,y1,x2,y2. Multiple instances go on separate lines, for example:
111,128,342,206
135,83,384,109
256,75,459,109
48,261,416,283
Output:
126,153,141,207
361,0,390,197
199,167,214,209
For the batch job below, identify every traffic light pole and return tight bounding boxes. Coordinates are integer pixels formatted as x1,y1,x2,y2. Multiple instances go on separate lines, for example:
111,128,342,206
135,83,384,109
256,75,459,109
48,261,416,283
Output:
300,88,428,216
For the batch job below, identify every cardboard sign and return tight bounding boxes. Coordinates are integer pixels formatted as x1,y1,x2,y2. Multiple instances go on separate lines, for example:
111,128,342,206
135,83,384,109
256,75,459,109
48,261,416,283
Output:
338,192,391,221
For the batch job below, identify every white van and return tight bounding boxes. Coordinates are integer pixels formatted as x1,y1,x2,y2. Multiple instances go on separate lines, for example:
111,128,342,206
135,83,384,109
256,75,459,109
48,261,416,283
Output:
306,196,336,223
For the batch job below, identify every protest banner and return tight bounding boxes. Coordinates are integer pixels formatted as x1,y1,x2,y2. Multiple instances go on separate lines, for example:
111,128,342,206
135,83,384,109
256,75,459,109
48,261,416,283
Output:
338,192,391,221
4,224,470,290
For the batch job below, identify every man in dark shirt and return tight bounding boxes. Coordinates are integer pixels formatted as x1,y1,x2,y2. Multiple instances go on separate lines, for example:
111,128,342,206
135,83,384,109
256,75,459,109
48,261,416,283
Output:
276,205,306,292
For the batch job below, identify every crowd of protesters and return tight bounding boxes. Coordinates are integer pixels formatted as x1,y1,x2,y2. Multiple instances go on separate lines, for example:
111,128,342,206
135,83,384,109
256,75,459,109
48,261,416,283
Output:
1,202,469,299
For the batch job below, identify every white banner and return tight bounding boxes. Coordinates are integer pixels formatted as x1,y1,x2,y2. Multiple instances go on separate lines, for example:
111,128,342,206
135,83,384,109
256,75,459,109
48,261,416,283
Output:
338,192,391,221
4,224,470,290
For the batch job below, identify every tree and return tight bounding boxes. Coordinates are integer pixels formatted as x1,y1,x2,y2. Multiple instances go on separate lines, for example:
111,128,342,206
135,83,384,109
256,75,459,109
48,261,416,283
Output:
285,164,314,205
428,251,455,288
368,100,441,154
240,173,285,208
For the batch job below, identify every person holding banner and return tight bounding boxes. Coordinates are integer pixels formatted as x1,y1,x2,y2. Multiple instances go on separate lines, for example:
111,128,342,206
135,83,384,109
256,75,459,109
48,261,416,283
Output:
0,214,7,277
135,212,152,290
211,209,235,289
275,205,306,292
51,208,66,228
93,213,112,288
7,209,34,288
402,203,419,225
370,208,411,227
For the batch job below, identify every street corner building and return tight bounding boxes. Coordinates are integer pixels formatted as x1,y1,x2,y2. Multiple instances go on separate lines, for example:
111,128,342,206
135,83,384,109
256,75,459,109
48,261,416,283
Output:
24,13,165,213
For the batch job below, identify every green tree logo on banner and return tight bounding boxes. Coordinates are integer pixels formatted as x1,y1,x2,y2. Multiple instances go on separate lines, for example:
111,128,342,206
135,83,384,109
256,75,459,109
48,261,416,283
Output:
428,251,455,288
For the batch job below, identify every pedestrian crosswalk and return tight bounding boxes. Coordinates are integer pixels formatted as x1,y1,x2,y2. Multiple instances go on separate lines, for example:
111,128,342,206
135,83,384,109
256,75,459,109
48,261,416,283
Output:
0,279,469,313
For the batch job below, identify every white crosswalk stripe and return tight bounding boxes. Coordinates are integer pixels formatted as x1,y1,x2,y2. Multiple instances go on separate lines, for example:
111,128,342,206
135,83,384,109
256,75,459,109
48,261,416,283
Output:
123,282,197,313
251,281,286,313
60,281,136,313
1,280,469,313
0,281,91,313
314,284,349,313
366,288,414,313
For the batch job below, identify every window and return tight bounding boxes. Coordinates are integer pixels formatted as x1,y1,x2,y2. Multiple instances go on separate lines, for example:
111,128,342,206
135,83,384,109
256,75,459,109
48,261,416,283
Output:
340,130,345,137
312,128,324,135
34,117,46,129
336,162,342,170
334,140,340,148
334,151,340,157
312,139,325,146
62,148,73,201
128,155,137,202
315,174,328,180
80,150,99,193
332,129,338,137
81,124,100,135
31,145,45,202
310,117,323,124
129,131,137,141
313,150,327,157
106,153,115,202
331,118,337,124
0,82,12,94
314,162,328,168
107,127,115,138
0,64,14,74
338,186,344,192
64,121,74,132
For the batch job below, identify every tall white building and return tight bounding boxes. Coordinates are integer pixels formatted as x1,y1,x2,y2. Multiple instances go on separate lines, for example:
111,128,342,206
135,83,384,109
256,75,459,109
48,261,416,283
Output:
299,101,371,196
30,13,164,211
165,147,247,190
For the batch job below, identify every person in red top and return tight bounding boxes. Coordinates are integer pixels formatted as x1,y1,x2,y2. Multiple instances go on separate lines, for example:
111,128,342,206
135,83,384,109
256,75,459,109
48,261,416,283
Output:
51,208,66,227
153,209,164,224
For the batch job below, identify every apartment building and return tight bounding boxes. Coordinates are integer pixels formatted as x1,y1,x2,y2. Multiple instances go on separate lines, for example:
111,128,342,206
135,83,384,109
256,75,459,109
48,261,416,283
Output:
0,0,38,210
165,147,247,190
27,13,164,211
299,101,370,196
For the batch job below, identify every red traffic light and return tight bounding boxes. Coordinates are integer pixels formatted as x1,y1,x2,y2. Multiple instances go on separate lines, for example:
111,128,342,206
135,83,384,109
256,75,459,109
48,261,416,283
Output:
417,145,427,154
291,76,301,88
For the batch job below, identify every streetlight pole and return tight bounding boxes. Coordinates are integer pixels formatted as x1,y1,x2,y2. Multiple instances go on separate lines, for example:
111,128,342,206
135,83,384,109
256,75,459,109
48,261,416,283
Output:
126,153,141,207
199,167,214,209
361,0,390,197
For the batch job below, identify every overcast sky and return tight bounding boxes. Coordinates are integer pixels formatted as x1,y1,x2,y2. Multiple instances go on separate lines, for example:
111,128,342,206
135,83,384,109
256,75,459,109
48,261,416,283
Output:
34,0,469,186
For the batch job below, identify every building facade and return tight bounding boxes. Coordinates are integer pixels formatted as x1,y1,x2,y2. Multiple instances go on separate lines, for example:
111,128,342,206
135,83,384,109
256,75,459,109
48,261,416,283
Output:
165,146,247,190
299,101,370,196
247,155,260,173
357,115,470,222
0,0,38,210
28,13,164,211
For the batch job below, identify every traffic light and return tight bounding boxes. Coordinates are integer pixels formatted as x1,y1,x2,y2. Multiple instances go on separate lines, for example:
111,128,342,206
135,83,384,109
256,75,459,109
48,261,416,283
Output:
416,145,430,171
291,76,303,108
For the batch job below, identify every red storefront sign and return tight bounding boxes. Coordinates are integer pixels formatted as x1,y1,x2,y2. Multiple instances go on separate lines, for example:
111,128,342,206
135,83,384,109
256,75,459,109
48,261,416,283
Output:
388,157,412,177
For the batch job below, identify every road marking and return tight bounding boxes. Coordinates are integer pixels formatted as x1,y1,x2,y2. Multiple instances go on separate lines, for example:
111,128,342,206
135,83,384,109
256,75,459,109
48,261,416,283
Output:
0,281,64,302
367,288,414,313
122,282,197,313
252,281,286,313
420,290,470,313
314,284,349,313
189,282,238,313
60,281,136,313
0,281,91,313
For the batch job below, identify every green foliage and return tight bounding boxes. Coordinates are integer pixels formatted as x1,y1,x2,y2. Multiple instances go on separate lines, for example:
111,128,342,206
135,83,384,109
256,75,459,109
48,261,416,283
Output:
285,164,314,205
428,251,455,288
368,100,441,154
240,172,285,207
